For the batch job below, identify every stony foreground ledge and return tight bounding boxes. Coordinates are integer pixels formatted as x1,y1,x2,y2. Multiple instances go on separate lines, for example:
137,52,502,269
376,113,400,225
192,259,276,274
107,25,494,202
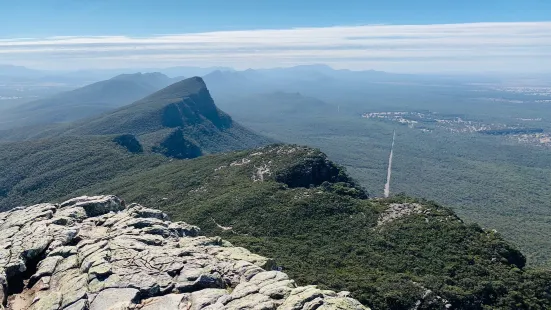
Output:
0,195,368,310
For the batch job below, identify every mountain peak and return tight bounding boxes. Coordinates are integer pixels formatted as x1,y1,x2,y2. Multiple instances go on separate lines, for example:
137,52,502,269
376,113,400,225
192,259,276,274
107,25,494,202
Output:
111,72,169,80
144,76,207,102
51,77,269,157
62,76,230,137
173,76,207,89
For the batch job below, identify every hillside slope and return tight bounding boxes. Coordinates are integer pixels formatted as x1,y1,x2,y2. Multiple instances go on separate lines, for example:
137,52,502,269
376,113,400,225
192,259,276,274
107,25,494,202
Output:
71,144,551,310
62,76,271,156
0,72,177,130
0,135,168,210
0,77,272,155
62,77,231,135
0,140,549,309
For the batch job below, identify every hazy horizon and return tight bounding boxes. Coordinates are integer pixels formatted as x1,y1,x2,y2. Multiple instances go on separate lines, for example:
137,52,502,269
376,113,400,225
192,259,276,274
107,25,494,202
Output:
2,62,550,77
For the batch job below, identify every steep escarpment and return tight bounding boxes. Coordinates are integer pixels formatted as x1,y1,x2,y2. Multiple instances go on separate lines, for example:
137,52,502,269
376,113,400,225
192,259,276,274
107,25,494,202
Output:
0,73,177,131
272,148,367,198
0,77,272,156
63,77,229,136
0,195,367,310
113,134,143,154
57,77,269,157
159,78,232,130
151,129,203,159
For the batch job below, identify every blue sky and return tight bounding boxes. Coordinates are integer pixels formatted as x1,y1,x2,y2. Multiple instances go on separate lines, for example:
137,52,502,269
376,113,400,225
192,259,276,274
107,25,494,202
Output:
2,0,550,37
1,0,550,72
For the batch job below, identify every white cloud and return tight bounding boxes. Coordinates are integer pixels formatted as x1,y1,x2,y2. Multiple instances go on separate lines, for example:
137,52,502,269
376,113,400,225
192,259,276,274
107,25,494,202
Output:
1,22,550,73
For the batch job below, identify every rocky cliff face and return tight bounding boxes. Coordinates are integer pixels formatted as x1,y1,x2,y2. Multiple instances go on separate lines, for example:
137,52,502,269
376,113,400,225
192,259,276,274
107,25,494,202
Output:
0,195,367,310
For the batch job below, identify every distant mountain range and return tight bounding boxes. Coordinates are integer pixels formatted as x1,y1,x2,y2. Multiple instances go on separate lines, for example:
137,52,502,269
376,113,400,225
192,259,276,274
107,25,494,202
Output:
0,64,501,142
0,66,353,132
0,64,366,130
0,64,45,77
0,64,232,80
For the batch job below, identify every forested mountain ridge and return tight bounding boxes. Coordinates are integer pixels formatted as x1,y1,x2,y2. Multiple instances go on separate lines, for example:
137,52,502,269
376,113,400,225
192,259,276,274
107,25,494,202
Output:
1,140,550,309
0,76,273,155
67,144,551,310
0,77,550,309
0,72,178,130
61,76,233,136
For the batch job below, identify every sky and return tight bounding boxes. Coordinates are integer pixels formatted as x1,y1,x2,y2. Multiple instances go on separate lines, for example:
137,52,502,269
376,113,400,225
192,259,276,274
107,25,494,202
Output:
1,0,550,73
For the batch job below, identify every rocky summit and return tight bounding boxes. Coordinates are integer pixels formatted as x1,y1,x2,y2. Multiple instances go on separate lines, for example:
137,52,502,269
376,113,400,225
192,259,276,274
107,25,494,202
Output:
0,195,367,310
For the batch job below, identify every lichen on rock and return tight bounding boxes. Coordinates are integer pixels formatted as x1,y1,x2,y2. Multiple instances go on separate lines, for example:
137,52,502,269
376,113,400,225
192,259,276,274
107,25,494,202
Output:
0,195,368,310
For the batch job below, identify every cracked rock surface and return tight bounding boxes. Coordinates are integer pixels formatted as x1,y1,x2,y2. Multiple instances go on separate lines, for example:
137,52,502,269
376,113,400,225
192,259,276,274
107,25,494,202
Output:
0,195,368,310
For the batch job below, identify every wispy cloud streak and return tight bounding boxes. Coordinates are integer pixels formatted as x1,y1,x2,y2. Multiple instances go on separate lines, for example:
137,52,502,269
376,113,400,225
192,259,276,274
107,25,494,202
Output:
1,22,550,71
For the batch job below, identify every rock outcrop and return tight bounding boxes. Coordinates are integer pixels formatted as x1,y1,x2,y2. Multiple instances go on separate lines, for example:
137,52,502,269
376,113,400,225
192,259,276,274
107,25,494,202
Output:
0,195,368,310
